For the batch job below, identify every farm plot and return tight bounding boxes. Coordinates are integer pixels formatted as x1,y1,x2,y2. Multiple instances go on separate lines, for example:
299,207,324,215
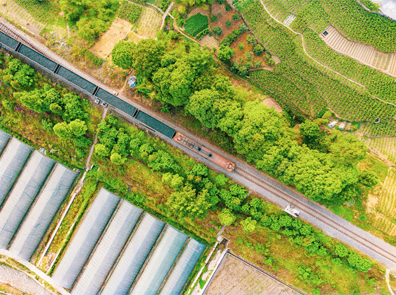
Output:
119,0,143,23
184,13,209,37
90,18,132,59
135,6,162,39
364,136,396,164
206,254,298,295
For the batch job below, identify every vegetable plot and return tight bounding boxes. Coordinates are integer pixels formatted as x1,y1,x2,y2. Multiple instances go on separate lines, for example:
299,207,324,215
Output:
184,13,209,37
119,0,143,23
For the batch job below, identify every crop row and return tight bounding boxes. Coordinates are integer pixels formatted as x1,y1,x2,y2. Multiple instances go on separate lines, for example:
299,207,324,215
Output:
303,29,396,104
184,13,209,37
119,0,143,23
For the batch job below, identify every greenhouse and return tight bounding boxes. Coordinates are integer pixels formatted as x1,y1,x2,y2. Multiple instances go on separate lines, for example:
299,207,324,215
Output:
0,138,32,206
0,130,11,155
130,226,188,295
52,188,120,289
102,214,165,295
159,239,206,295
0,151,55,249
9,164,77,260
72,200,143,295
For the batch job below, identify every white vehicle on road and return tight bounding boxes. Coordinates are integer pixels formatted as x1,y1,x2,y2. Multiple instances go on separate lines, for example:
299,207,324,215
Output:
284,205,300,218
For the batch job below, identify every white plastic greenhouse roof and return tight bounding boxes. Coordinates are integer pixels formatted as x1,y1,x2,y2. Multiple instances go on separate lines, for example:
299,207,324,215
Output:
0,151,55,249
52,188,120,289
72,200,143,295
0,138,32,206
130,226,188,295
0,130,11,155
101,213,165,295
159,239,206,295
10,164,77,260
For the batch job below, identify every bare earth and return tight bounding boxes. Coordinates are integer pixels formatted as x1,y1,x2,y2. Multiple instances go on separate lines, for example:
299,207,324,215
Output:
262,97,283,113
206,254,298,295
90,18,132,59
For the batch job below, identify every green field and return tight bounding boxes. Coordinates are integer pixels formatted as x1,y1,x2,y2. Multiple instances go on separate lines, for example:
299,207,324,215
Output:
184,13,209,36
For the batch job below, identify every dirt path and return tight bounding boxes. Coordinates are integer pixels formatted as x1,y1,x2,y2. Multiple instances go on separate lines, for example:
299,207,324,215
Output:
257,0,396,109
160,2,174,30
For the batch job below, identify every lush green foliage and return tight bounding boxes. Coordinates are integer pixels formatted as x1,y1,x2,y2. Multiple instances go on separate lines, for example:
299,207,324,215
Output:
111,41,136,69
213,26,223,36
119,0,143,23
60,0,120,41
184,13,209,37
217,45,235,63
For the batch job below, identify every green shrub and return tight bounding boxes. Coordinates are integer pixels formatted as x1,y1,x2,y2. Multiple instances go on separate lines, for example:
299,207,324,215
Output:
213,26,223,36
238,42,244,50
225,20,232,27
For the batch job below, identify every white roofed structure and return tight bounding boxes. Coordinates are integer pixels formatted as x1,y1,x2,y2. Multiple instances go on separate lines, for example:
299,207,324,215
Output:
160,239,206,295
0,151,55,249
101,214,165,295
72,200,143,295
0,130,11,155
52,188,120,289
0,138,32,206
10,164,77,260
130,226,188,295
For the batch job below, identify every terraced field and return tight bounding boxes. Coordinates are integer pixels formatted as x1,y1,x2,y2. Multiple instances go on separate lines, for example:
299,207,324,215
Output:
321,26,396,77
364,136,396,164
135,6,162,39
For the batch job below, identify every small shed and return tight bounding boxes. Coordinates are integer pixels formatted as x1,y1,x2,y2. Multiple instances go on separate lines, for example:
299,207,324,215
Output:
328,120,338,128
128,76,137,88
339,122,346,130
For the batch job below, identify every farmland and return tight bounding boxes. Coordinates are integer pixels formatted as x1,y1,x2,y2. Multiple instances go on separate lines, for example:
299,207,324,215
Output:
184,13,209,37
119,0,143,24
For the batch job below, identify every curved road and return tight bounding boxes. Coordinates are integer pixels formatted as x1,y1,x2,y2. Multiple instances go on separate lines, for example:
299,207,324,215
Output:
1,20,396,272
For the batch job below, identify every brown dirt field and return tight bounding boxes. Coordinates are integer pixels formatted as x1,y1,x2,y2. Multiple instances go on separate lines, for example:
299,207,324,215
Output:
90,18,132,59
230,32,267,66
206,254,298,295
211,2,242,42
187,7,210,18
262,97,283,113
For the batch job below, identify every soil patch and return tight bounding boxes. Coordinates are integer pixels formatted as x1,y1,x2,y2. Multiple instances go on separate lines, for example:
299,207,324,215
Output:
206,254,298,295
229,32,267,66
187,7,210,18
262,97,283,113
211,2,241,42
90,18,132,59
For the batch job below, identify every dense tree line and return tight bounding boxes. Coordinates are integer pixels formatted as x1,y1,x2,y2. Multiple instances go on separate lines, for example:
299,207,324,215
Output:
112,35,378,205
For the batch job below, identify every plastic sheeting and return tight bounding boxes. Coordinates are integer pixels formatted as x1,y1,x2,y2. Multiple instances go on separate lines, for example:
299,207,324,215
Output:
0,151,55,249
57,66,96,94
135,111,176,138
0,138,32,206
52,188,120,289
10,164,77,260
159,239,206,295
72,200,143,295
130,226,188,295
101,214,165,295
0,130,11,155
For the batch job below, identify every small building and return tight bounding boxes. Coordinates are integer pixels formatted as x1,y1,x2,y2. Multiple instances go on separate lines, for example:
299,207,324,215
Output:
328,120,338,128
339,121,346,130
128,76,137,88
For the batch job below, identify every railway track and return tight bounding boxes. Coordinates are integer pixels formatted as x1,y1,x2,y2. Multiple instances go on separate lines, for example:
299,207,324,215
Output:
234,168,396,265
1,18,396,270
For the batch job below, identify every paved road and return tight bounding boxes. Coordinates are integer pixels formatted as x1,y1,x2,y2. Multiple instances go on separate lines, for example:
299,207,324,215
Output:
2,19,396,271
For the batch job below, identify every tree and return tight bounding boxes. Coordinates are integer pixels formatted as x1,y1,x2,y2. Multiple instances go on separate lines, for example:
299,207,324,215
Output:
225,20,232,27
241,217,257,234
186,89,220,128
239,24,248,33
358,170,379,188
132,39,167,78
192,163,209,177
245,51,254,60
238,43,244,50
247,34,255,44
53,122,71,139
167,185,210,219
69,119,88,137
112,41,136,69
299,120,320,142
77,18,106,42
335,244,349,258
110,152,125,165
95,143,110,157
171,174,184,189
232,14,240,21
218,208,236,225
217,45,235,63
216,173,229,186
253,44,264,55
330,135,367,165
213,26,222,36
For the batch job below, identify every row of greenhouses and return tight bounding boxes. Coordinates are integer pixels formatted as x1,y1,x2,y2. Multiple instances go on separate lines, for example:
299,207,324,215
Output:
0,129,78,261
53,187,206,295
